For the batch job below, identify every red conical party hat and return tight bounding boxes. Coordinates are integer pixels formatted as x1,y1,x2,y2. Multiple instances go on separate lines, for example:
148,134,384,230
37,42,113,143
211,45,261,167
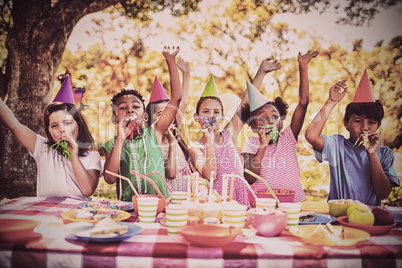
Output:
149,76,169,103
52,74,75,105
352,70,375,103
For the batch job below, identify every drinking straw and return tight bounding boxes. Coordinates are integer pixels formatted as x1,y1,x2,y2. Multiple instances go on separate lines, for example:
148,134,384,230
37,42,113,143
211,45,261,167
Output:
244,169,281,205
229,174,235,201
145,171,172,193
105,170,139,197
129,170,168,205
227,173,258,201
184,175,222,203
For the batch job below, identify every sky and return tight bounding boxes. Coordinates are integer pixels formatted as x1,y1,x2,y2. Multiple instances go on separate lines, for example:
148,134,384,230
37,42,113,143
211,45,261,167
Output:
67,1,402,54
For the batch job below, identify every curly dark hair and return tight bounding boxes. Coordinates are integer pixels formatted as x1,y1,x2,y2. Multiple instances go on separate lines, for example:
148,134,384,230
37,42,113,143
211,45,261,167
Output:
238,96,289,126
110,89,145,112
344,100,384,125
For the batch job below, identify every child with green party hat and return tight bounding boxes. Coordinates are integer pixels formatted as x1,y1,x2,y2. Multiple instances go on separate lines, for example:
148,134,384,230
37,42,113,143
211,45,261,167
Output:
239,50,318,203
305,70,399,205
0,74,101,200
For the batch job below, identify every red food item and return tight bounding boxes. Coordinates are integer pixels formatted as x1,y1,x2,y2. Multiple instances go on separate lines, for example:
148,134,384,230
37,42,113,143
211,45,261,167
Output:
371,207,395,225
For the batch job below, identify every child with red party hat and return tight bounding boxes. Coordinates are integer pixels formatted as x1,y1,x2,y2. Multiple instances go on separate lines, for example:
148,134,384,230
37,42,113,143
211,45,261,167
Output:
0,75,101,200
145,56,191,192
305,71,399,205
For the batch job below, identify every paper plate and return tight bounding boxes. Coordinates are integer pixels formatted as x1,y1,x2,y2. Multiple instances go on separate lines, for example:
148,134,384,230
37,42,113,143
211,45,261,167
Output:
61,209,130,223
69,222,141,243
299,213,334,225
289,225,370,246
337,216,396,236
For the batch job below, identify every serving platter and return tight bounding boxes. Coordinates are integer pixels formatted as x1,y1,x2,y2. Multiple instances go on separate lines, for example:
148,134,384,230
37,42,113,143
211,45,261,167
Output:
61,209,131,223
78,201,133,211
336,216,396,236
299,213,336,225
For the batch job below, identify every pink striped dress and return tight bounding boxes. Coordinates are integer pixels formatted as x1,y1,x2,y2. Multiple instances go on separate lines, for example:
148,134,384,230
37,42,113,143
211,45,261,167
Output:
190,130,250,206
241,126,306,202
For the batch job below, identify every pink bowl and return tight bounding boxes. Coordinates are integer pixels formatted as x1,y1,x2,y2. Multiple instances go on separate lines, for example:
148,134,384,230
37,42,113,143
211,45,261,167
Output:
248,188,295,208
248,210,288,237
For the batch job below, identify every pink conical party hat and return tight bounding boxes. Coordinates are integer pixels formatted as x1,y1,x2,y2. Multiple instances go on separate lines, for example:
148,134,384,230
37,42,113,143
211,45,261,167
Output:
247,80,269,112
52,74,75,105
149,76,169,103
352,70,375,103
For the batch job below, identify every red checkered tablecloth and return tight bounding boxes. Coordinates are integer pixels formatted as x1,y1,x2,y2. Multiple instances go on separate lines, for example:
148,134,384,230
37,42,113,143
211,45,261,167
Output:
0,197,401,268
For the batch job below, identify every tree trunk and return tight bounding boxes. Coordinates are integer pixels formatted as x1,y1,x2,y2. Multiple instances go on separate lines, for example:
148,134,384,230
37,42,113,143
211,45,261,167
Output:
0,0,119,199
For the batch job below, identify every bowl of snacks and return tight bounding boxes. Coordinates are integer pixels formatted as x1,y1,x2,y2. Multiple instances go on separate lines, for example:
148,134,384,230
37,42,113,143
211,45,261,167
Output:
328,199,360,217
248,188,295,208
248,208,287,237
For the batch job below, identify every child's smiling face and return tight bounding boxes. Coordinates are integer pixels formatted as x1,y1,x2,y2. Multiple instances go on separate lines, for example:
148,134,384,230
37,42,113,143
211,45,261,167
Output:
114,94,146,126
250,103,282,132
48,110,78,142
195,98,224,130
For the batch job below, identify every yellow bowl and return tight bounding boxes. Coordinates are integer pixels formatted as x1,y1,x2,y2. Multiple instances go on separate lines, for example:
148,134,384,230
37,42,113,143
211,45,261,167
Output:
178,224,241,247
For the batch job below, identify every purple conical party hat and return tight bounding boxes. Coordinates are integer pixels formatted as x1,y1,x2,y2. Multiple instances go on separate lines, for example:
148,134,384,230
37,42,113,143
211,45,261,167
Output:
52,74,75,105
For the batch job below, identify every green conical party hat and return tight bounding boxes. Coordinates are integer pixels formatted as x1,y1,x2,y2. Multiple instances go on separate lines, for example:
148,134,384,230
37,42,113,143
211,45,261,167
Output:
247,80,269,112
201,75,219,97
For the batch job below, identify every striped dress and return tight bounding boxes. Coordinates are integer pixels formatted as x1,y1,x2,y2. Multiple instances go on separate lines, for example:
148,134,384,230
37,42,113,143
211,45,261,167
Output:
241,126,306,202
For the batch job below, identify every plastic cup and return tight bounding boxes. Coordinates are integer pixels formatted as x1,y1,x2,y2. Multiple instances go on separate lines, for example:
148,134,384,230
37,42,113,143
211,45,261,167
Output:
256,198,276,209
278,202,302,229
170,191,188,205
137,196,159,223
222,204,247,228
165,204,188,235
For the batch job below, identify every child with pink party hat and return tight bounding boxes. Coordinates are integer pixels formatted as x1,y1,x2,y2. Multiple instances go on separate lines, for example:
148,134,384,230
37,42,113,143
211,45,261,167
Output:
102,47,182,201
239,51,318,203
0,75,101,200
305,71,399,205
145,56,191,192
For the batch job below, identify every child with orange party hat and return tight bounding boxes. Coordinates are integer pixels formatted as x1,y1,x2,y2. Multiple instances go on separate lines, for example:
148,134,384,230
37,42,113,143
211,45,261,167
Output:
102,46,182,201
305,70,399,205
145,56,191,191
0,75,101,200
240,51,318,203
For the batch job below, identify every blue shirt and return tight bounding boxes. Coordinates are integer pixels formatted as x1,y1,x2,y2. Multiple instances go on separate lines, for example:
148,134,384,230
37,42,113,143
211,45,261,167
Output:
314,134,399,206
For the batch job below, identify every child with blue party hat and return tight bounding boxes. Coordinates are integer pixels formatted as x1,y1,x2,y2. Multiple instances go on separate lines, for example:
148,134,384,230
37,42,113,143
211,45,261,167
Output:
239,50,318,203
0,75,101,200
305,70,399,205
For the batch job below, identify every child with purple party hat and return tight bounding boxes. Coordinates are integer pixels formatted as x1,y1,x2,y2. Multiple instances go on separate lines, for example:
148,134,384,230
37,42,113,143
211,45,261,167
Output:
0,75,101,200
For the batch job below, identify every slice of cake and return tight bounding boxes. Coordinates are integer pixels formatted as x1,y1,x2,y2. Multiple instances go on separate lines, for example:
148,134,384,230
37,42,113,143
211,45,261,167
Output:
299,211,316,223
89,217,128,236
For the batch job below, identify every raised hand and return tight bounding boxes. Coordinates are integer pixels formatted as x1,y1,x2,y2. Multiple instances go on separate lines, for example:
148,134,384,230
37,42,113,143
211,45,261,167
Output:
366,132,380,154
258,58,282,74
298,50,319,64
162,46,180,61
176,56,190,73
329,79,348,103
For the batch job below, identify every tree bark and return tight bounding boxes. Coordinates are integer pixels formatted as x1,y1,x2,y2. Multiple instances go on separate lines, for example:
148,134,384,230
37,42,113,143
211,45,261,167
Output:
0,0,120,199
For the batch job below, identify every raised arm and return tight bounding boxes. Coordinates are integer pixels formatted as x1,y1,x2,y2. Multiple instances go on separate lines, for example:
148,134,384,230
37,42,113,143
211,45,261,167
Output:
290,51,318,139
224,58,282,144
305,80,348,152
154,46,182,142
0,98,37,153
176,56,190,127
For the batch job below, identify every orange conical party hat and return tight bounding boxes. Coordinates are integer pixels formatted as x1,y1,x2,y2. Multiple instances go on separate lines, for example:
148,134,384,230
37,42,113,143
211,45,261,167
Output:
352,70,375,103
149,76,169,103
